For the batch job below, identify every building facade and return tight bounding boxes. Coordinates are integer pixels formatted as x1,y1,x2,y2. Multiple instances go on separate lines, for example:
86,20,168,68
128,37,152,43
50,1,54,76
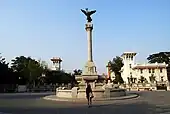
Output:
121,52,169,85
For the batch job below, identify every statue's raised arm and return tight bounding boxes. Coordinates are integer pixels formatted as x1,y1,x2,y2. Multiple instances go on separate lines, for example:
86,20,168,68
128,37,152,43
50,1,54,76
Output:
81,8,96,22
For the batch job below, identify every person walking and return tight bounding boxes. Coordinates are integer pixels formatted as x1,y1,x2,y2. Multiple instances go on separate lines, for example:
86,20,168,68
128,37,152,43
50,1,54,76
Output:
86,83,93,107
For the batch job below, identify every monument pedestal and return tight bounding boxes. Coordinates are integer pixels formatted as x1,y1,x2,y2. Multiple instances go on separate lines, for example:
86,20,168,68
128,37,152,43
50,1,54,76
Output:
81,61,100,88
83,61,97,75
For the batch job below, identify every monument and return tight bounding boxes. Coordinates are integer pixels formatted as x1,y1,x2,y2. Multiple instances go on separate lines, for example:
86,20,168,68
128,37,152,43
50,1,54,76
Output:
75,8,105,89
55,8,126,99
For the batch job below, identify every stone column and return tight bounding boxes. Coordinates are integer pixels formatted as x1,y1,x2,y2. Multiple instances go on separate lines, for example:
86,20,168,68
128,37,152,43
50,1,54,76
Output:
85,22,93,62
82,21,97,77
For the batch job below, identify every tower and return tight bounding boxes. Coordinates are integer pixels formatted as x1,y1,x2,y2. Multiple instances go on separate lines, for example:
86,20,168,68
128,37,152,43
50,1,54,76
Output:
50,57,62,71
121,52,137,83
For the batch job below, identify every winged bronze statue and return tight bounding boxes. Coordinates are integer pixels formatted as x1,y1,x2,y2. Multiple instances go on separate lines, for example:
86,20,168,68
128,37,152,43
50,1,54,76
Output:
81,8,96,22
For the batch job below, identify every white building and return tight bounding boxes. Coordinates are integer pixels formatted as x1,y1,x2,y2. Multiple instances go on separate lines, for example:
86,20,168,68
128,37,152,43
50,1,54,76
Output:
121,52,168,85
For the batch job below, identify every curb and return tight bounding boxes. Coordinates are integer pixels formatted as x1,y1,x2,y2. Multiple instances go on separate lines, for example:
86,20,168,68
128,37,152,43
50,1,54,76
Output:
94,93,139,101
43,93,139,102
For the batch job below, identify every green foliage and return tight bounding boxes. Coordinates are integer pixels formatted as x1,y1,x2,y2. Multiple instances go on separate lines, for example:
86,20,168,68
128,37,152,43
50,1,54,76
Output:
0,54,9,84
73,69,82,75
112,73,124,84
149,74,156,83
72,69,82,85
0,54,8,73
45,70,74,84
0,54,18,93
147,52,170,81
147,52,170,65
11,56,45,85
10,56,75,86
0,54,76,92
109,56,124,84
139,76,146,83
109,56,124,73
0,54,6,64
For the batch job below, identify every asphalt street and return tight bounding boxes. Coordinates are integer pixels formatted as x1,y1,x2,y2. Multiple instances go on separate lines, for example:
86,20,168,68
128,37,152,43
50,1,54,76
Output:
0,91,170,114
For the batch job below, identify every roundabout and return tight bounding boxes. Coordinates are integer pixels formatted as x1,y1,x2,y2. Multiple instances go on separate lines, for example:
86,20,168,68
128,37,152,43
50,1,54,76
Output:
0,91,170,114
43,92,139,102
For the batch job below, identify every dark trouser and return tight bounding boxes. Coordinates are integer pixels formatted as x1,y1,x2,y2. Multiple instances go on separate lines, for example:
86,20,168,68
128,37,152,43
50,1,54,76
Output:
86,94,92,105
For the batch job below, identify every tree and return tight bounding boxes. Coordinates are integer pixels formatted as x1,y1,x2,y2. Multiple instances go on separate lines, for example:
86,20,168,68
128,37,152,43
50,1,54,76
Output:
0,54,18,92
109,56,124,84
11,56,45,86
149,74,156,83
0,54,6,64
0,54,9,84
147,52,170,81
138,76,146,83
73,69,82,75
72,69,82,85
45,70,74,85
147,52,170,65
38,60,48,71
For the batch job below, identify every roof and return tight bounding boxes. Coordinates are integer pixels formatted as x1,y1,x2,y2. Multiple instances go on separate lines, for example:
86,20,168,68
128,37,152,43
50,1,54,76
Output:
132,62,168,69
121,52,137,57
51,57,62,62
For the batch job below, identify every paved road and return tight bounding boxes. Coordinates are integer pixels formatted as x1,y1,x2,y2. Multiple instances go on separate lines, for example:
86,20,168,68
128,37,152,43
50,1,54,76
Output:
0,91,170,114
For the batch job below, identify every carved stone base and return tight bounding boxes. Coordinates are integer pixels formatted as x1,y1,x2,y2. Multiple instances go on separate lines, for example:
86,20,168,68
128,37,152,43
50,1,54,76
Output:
82,61,97,75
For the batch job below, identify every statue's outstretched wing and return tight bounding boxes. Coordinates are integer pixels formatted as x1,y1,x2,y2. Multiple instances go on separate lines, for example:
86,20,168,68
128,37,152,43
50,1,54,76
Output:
81,9,87,16
89,10,96,15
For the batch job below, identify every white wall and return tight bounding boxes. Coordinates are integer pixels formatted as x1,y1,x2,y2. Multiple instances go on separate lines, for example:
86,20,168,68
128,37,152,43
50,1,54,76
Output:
121,52,136,83
121,52,168,84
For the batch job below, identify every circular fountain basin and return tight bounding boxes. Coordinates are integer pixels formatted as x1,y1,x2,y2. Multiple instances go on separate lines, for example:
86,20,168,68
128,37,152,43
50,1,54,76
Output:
82,75,98,81
56,88,126,99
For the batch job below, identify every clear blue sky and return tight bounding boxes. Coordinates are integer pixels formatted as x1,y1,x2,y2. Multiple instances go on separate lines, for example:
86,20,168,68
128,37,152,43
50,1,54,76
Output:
0,0,170,73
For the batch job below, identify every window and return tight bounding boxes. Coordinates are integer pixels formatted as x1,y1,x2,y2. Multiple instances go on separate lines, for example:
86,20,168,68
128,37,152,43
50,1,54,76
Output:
160,68,162,73
149,69,151,73
161,76,164,82
152,69,155,73
140,69,143,74
129,64,132,68
127,77,130,83
130,72,132,75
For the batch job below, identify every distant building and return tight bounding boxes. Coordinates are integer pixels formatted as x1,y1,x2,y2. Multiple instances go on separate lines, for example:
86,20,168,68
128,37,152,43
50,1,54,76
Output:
121,52,169,85
50,57,62,71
